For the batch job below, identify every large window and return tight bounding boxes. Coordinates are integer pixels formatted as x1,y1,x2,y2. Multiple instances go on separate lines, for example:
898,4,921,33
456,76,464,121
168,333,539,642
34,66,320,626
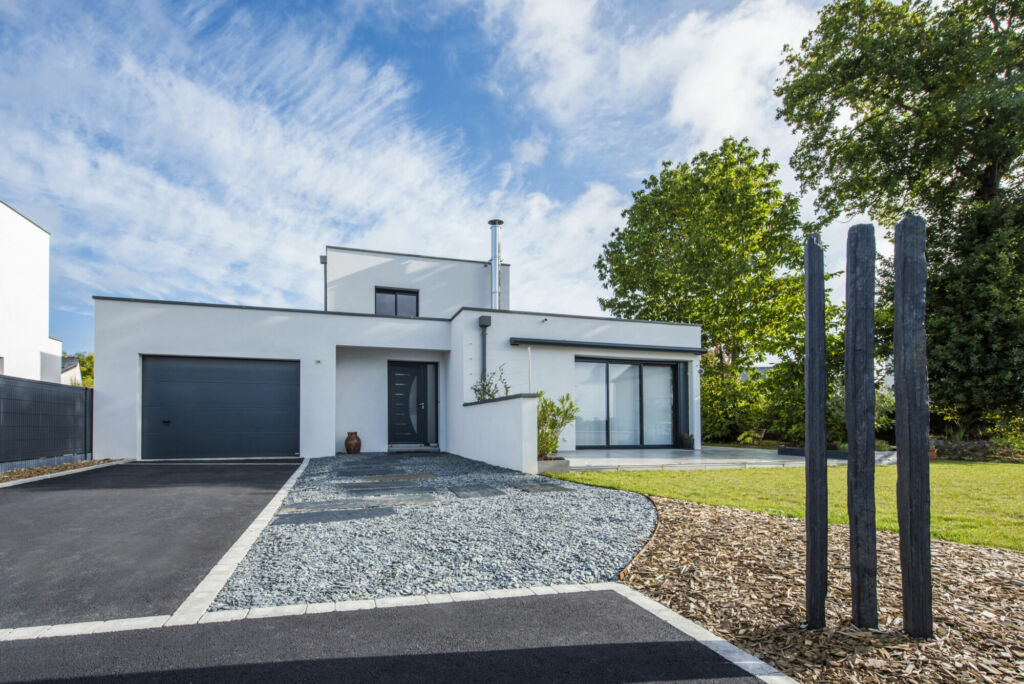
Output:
375,288,418,317
574,361,607,446
574,360,676,447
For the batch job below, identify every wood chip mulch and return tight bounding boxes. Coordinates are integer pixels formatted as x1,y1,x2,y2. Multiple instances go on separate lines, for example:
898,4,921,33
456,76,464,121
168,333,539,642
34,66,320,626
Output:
624,497,1024,683
0,459,114,484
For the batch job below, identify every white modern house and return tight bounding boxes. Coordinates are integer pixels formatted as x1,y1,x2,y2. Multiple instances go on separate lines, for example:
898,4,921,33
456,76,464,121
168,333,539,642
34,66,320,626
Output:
94,223,704,474
60,356,83,385
0,200,63,383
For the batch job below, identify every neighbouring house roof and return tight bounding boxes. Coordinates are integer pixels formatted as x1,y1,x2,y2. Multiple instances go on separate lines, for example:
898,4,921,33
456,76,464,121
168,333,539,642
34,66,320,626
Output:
61,356,80,372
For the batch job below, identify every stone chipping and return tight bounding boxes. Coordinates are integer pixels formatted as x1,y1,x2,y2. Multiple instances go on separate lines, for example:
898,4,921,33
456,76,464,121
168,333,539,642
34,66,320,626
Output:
211,453,655,610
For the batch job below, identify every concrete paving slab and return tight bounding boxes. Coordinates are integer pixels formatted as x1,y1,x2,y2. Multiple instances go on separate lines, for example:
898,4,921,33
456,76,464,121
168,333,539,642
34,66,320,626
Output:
447,484,505,499
509,481,569,493
271,507,396,525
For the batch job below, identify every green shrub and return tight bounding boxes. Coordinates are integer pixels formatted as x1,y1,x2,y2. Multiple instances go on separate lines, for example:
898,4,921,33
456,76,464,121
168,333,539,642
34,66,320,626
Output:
537,392,580,458
700,359,766,442
470,364,511,401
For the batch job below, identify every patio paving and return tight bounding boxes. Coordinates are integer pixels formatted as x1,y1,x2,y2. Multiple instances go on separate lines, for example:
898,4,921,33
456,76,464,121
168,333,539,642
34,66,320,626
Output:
564,445,845,471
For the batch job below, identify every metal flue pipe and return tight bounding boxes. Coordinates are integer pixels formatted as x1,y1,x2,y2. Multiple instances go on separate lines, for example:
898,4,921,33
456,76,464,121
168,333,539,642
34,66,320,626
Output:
488,219,503,309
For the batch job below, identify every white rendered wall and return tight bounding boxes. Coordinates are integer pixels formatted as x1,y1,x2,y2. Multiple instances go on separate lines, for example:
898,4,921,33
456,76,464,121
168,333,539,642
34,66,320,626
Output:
94,299,450,460
95,297,703,467
0,201,61,382
450,396,539,474
325,248,510,317
451,310,703,451
336,346,447,453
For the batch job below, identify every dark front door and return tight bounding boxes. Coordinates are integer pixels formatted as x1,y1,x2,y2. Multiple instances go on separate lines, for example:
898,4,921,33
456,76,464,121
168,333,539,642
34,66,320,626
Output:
387,362,434,445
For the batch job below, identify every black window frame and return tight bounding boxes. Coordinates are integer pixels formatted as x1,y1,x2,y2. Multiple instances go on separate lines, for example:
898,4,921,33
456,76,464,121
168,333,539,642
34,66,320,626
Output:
374,287,420,318
574,356,684,448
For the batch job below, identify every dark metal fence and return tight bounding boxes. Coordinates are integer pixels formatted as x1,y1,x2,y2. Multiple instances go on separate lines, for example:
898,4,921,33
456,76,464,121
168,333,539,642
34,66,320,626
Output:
0,375,92,464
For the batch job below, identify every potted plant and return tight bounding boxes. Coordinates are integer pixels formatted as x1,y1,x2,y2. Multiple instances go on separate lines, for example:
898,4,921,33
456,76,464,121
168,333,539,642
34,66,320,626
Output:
679,430,695,449
537,392,580,473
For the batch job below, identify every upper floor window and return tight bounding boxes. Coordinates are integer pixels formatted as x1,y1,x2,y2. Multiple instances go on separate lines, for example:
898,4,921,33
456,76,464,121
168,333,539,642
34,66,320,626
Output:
375,288,418,317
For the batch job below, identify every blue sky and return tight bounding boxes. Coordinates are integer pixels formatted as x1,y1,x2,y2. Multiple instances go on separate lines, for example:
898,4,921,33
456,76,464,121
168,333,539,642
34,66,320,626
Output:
0,0,869,353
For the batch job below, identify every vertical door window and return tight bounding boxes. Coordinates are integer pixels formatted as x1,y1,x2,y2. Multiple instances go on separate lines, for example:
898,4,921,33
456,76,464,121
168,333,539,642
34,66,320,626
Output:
642,366,674,445
608,364,640,445
574,361,607,446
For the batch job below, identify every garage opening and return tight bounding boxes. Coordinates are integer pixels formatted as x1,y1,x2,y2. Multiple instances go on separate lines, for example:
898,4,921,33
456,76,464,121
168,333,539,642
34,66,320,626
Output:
142,356,300,459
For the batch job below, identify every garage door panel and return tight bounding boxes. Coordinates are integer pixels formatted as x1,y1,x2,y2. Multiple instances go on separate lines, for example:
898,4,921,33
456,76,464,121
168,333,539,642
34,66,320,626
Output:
143,381,299,409
142,357,299,459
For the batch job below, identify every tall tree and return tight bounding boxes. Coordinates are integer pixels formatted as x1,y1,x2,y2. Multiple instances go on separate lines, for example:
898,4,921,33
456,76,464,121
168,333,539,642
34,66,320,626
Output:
777,0,1024,431
596,137,811,371
776,0,1023,226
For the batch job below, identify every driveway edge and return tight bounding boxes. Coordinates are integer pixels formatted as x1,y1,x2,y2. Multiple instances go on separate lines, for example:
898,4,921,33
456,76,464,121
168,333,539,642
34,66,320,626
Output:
0,581,797,682
167,457,311,623
0,460,125,488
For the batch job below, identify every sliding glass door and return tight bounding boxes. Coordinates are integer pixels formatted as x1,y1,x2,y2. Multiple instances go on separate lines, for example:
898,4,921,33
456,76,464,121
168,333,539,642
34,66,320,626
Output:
574,360,676,447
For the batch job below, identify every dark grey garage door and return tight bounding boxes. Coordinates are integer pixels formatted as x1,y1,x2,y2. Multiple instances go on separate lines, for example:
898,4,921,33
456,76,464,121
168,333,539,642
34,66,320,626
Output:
142,356,299,459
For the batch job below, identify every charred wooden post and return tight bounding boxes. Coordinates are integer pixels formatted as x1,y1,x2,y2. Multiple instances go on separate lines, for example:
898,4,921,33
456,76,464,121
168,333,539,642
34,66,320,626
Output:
894,214,933,638
804,233,827,630
845,223,879,628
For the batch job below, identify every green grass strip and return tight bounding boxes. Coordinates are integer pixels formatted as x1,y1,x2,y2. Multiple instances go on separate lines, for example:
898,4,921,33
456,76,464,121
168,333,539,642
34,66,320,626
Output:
551,462,1024,552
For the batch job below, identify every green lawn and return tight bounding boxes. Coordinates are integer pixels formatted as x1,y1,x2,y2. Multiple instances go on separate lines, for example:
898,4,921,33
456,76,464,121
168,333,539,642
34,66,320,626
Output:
551,462,1024,552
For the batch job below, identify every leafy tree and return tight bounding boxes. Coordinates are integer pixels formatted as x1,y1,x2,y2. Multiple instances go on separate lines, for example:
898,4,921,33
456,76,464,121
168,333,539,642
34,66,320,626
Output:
926,199,1024,432
776,0,1024,226
596,137,811,372
778,0,1024,432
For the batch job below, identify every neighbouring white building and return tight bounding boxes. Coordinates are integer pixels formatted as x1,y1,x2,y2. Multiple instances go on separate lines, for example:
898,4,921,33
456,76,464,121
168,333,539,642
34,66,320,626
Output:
0,200,62,383
94,224,703,473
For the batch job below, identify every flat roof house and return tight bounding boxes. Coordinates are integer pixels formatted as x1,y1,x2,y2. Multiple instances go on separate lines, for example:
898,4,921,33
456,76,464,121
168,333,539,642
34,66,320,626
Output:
94,225,703,473
0,200,63,383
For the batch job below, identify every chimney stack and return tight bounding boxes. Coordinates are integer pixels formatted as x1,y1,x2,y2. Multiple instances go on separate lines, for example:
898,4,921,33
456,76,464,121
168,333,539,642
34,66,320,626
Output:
488,219,503,309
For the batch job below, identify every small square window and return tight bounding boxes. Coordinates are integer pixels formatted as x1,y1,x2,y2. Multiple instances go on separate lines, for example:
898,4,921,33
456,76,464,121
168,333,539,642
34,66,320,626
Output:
375,288,418,317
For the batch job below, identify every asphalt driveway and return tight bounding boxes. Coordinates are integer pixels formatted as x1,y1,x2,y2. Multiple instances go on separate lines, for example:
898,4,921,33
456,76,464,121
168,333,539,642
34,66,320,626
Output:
0,461,298,628
0,591,765,683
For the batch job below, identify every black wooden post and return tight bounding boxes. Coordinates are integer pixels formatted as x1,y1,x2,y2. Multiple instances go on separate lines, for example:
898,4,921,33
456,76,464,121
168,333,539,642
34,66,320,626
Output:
805,233,827,629
894,214,933,638
845,224,878,628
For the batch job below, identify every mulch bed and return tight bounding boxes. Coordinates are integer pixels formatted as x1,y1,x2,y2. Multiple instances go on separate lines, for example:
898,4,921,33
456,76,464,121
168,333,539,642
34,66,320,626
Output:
625,497,1024,683
0,460,114,484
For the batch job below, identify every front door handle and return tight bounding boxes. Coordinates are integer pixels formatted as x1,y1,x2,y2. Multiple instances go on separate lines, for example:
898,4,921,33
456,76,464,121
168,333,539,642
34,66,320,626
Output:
162,420,171,425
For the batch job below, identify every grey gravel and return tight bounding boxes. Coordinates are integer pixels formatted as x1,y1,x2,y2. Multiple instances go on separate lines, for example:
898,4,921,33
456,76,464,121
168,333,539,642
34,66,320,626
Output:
211,452,656,610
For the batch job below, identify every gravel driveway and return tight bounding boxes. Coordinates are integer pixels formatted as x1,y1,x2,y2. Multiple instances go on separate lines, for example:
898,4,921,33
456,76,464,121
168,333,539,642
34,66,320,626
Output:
212,453,655,609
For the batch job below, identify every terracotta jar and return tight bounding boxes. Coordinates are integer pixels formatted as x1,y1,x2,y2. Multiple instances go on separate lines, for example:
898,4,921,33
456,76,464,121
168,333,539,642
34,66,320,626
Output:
344,432,362,454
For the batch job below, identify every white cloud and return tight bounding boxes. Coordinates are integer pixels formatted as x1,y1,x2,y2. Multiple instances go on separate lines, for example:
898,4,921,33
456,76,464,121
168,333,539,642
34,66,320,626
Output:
512,129,549,168
483,0,820,175
0,2,625,326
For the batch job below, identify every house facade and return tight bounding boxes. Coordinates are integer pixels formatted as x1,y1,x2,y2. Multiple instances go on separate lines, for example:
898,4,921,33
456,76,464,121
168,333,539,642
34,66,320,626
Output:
94,240,703,473
0,200,63,383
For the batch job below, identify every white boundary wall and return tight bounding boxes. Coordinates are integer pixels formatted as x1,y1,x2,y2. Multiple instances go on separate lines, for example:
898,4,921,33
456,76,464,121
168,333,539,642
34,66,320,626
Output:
451,395,539,474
